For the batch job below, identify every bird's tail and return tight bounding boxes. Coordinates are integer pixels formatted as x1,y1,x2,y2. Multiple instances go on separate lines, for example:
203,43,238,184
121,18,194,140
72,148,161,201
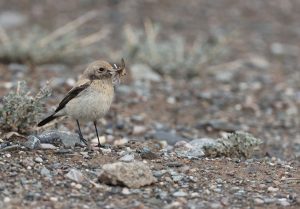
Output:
38,114,59,127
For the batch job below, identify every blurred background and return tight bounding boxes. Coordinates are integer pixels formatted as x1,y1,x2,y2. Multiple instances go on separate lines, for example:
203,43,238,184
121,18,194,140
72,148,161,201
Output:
0,0,299,159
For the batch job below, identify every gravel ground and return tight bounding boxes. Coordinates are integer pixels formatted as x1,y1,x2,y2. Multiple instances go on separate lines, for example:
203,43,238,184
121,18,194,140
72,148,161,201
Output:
0,0,299,208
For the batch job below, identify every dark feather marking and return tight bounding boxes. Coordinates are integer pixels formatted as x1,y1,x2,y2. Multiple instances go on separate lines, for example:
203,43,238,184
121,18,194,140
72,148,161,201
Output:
54,81,91,113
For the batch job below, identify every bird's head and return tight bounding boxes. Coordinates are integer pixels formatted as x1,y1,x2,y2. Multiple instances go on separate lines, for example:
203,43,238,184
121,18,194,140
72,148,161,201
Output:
83,60,115,80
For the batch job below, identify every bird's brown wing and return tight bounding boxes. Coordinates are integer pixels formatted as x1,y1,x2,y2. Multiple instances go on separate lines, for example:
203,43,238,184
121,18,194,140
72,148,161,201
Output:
54,81,91,113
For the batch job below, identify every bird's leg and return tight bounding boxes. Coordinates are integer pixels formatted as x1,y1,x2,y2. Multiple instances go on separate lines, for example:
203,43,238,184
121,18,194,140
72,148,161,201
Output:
93,121,102,148
76,120,87,146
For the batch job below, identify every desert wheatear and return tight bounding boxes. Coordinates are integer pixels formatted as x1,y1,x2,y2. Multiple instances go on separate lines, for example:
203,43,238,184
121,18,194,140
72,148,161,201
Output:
38,59,126,147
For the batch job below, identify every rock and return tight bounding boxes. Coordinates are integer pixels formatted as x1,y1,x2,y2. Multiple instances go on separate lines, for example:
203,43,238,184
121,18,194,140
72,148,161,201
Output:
0,11,26,28
98,162,156,188
172,190,188,197
114,138,128,146
34,157,43,163
267,186,279,192
131,114,145,123
203,131,263,158
151,131,187,145
278,198,290,207
130,63,161,82
39,144,57,149
215,71,235,82
37,130,85,148
254,198,264,205
244,56,270,70
174,138,216,158
139,147,159,160
270,42,299,56
65,169,84,183
24,135,41,149
40,167,51,177
119,154,135,162
132,125,147,135
91,136,106,146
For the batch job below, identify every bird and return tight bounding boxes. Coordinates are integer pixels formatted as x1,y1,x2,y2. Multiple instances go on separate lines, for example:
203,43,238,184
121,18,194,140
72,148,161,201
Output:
38,59,126,148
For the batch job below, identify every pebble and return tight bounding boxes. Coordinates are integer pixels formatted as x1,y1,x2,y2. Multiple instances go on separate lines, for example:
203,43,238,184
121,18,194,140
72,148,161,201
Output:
175,138,216,158
121,188,131,195
24,135,41,149
4,197,10,202
131,114,145,122
119,154,135,162
172,191,188,197
50,197,58,202
132,125,147,135
254,198,264,205
114,138,128,145
40,167,51,177
34,157,43,163
4,153,11,158
65,169,84,183
39,144,57,150
98,161,156,188
278,198,290,207
267,186,279,192
210,202,222,208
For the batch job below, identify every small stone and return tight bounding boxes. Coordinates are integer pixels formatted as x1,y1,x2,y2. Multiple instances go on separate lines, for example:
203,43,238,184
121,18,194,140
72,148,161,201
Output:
175,138,216,158
39,143,57,149
65,169,84,183
4,197,10,202
50,197,58,202
114,138,128,145
119,154,135,162
131,114,145,122
98,161,156,188
40,167,51,177
38,130,85,148
121,188,131,195
278,198,290,206
24,135,41,149
209,202,222,209
167,97,176,104
132,126,147,135
4,153,11,158
172,191,188,197
139,147,159,160
244,56,270,70
74,183,82,189
215,71,234,82
267,186,279,192
254,198,264,205
100,148,112,154
91,136,106,146
34,157,43,163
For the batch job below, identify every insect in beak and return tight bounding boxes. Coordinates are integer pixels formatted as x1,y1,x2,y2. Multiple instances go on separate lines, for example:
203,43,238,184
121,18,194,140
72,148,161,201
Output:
113,58,126,76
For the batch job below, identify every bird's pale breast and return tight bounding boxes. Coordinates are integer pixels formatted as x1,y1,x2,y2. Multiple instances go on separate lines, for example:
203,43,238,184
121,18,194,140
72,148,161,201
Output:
65,80,114,122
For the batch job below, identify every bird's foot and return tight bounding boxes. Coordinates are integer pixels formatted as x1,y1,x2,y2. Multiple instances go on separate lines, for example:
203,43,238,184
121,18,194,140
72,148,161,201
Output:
78,135,88,146
97,143,111,149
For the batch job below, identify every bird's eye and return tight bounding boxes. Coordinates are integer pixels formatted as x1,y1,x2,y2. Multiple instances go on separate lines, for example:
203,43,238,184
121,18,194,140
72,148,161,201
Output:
98,68,105,72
